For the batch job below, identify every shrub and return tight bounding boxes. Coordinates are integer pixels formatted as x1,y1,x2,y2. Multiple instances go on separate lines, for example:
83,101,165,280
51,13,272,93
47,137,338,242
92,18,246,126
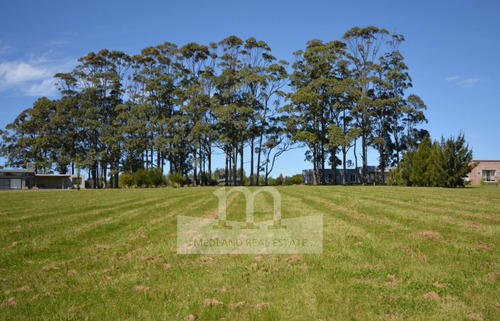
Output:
276,174,284,186
119,172,135,188
148,168,167,187
267,177,277,186
284,174,303,185
134,169,150,187
169,172,184,188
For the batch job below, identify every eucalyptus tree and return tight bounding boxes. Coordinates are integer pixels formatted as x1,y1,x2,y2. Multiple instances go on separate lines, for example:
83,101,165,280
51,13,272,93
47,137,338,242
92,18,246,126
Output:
68,49,131,187
214,35,246,185
402,94,427,152
286,39,346,185
238,37,288,185
129,42,181,172
54,72,84,174
260,115,293,185
254,58,288,185
342,26,390,184
0,97,57,173
328,58,361,184
178,42,210,186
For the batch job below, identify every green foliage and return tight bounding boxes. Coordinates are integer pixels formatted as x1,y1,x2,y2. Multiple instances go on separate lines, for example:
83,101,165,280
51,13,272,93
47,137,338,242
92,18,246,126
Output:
409,137,432,186
125,168,167,188
394,133,473,188
119,172,135,188
1,28,427,189
148,168,167,187
267,177,278,186
283,174,303,185
133,169,149,187
169,172,184,188
276,173,284,186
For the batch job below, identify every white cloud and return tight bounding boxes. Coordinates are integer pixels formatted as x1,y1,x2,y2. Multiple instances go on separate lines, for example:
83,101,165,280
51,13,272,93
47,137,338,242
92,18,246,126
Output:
49,40,71,46
445,76,480,89
458,78,480,86
26,78,59,97
0,61,51,84
0,56,75,97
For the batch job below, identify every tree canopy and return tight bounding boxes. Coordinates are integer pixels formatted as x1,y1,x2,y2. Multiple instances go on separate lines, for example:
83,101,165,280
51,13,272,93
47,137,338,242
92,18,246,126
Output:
0,26,439,187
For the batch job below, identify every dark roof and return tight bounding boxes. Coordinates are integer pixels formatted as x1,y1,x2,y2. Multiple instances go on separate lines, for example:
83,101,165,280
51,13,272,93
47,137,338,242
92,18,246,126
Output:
0,169,34,173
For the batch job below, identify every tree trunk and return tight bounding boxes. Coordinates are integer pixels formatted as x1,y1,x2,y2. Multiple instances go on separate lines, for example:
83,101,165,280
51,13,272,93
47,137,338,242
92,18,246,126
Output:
232,146,237,186
240,142,244,186
331,148,336,185
193,149,197,187
250,138,254,186
256,133,264,186
362,132,368,184
313,144,318,185
208,144,212,183
224,147,229,186
354,138,358,184
342,146,347,185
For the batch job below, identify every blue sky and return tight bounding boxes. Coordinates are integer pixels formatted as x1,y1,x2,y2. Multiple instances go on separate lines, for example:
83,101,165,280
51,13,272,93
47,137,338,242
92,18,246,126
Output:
0,0,499,176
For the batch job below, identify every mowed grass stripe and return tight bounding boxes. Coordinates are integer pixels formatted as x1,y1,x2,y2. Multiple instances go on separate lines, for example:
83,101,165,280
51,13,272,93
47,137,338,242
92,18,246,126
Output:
0,186,498,320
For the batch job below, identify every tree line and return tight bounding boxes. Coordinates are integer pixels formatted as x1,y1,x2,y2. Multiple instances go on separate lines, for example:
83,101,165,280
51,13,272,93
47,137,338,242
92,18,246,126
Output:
0,26,431,187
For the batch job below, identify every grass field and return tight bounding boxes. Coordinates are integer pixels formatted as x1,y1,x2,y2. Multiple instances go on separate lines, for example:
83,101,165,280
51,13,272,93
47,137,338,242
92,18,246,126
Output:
0,185,499,320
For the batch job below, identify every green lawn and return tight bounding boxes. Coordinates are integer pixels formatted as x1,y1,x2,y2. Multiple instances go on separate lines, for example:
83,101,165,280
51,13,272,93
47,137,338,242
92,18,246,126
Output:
0,186,499,320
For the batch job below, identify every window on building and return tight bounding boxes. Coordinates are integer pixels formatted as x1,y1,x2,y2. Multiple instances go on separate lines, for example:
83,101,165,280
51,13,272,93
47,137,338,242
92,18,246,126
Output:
482,170,496,182
0,178,9,189
10,178,22,189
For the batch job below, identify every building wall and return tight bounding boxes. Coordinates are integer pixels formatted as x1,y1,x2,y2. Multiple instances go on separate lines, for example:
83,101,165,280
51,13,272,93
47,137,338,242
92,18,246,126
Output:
36,175,85,189
0,172,35,190
302,167,392,185
468,161,500,185
0,169,85,190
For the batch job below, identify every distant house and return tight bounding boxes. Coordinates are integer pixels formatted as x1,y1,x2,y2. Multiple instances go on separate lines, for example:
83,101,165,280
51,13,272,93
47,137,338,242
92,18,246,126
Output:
302,166,395,184
467,160,500,185
0,163,85,190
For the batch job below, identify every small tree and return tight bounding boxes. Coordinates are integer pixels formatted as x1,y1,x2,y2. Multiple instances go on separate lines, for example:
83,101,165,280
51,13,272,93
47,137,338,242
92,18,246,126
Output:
119,172,135,188
276,173,284,186
409,137,432,186
148,168,167,187
395,132,473,188
134,169,150,187
169,172,184,188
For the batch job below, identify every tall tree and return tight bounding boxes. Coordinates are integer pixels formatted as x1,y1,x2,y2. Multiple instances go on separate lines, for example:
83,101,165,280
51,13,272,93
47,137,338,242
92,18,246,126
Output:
214,35,246,185
342,26,389,184
286,39,346,185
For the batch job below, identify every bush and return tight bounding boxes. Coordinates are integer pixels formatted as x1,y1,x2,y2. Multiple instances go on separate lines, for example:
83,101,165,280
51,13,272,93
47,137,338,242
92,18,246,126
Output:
394,133,473,188
267,177,277,186
276,174,284,186
148,168,167,187
284,174,303,185
169,172,184,188
134,169,150,187
119,172,135,188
